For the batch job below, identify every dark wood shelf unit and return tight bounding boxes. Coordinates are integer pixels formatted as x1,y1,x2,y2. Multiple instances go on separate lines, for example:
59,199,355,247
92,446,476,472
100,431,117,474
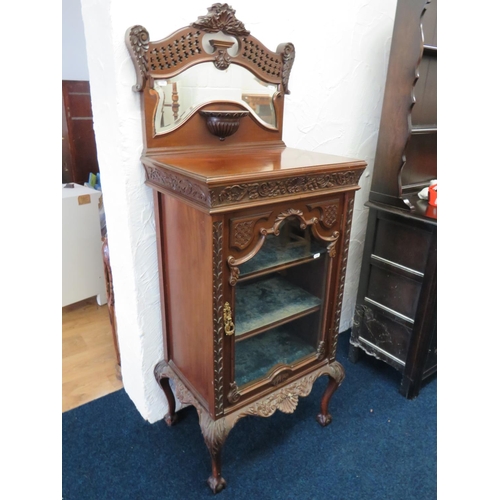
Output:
62,80,100,184
349,0,437,399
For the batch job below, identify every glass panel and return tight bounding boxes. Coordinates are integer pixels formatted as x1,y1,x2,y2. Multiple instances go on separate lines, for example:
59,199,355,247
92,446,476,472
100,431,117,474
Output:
234,218,328,388
153,62,278,134
239,234,327,278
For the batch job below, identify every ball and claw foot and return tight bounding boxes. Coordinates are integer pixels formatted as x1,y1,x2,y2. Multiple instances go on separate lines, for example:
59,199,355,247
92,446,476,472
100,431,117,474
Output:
164,413,178,427
316,413,332,427
207,475,226,494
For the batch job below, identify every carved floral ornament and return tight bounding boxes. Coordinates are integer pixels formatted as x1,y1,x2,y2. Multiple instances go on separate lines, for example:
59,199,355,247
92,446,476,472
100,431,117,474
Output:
144,164,363,209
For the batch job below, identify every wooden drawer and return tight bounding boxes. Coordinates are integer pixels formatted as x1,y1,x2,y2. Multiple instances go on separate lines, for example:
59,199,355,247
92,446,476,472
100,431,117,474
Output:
352,304,413,369
366,265,422,321
373,215,432,273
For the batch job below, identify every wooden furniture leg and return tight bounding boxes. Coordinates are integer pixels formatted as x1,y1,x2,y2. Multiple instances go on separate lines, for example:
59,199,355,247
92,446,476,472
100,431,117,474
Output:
156,360,346,492
155,360,239,493
154,361,178,426
199,412,239,494
316,362,345,427
348,343,361,364
102,236,122,379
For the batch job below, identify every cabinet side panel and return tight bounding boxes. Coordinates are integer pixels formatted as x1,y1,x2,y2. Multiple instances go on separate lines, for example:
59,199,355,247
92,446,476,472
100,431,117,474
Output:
162,195,214,409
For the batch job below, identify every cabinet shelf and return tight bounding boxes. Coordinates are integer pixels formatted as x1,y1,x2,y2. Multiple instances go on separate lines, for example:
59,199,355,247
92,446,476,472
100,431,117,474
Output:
234,322,317,387
235,275,322,340
239,234,327,282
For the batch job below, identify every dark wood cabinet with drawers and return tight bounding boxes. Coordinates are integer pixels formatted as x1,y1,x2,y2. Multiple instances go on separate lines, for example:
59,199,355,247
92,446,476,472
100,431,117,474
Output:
349,0,437,398
126,4,366,493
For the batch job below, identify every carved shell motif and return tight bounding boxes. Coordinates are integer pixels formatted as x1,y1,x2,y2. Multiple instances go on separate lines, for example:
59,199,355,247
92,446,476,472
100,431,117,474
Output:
248,392,299,416
191,3,250,36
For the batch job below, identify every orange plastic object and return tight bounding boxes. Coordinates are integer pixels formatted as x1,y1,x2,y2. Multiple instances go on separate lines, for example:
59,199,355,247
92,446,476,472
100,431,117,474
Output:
428,183,437,207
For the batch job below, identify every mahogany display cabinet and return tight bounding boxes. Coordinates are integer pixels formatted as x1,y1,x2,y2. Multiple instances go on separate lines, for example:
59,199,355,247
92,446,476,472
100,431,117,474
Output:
126,4,366,493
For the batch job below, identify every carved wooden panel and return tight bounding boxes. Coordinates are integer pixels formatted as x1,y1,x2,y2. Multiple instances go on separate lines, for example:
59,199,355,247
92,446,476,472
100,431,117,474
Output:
307,198,341,229
126,4,290,94
149,30,203,72
212,221,225,417
145,164,210,204
330,196,355,360
229,211,273,251
213,171,362,207
241,37,282,78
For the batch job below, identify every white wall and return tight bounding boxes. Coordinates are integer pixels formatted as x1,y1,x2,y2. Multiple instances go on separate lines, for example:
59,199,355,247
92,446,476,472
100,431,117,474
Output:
77,0,397,423
62,0,90,80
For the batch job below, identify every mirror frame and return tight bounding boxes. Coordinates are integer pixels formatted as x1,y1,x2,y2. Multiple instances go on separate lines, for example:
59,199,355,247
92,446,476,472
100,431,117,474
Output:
126,3,295,152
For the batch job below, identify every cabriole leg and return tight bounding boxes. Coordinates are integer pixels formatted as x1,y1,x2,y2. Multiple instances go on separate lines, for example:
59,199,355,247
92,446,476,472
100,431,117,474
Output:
154,360,178,426
316,361,345,427
199,411,238,494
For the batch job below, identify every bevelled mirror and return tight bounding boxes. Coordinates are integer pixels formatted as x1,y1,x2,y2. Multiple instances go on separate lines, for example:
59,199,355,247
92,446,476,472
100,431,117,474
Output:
153,61,279,134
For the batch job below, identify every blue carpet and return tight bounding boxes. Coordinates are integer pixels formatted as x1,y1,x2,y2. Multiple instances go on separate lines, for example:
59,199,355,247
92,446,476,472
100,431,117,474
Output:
62,332,436,499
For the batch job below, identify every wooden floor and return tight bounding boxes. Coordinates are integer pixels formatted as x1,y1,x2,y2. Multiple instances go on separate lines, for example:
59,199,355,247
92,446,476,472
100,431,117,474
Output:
62,297,123,412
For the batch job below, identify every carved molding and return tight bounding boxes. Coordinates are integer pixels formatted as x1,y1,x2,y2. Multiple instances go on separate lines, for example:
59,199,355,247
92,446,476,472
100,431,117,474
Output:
226,206,343,286
145,164,209,203
316,341,326,360
191,3,250,36
277,43,295,94
270,368,292,386
245,362,344,418
260,208,315,236
228,266,240,287
144,165,362,209
212,171,363,207
212,221,225,417
125,25,150,92
330,197,355,360
209,39,234,70
227,208,315,286
229,211,274,252
227,382,241,404
326,232,341,258
306,202,339,228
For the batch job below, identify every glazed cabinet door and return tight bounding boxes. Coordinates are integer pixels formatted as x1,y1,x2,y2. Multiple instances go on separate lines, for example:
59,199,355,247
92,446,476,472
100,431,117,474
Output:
224,196,347,405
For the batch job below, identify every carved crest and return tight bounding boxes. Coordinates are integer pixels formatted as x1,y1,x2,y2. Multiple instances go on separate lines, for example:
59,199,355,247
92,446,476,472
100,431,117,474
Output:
192,3,250,36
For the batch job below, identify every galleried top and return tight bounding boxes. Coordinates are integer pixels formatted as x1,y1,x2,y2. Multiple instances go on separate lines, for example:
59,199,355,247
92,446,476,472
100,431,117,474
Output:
126,3,295,150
